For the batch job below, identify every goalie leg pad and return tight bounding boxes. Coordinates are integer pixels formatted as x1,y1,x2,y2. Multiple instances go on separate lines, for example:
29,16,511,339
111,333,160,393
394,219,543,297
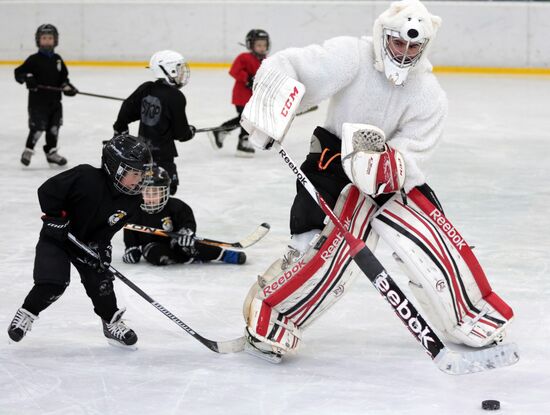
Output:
372,188,514,347
243,184,379,354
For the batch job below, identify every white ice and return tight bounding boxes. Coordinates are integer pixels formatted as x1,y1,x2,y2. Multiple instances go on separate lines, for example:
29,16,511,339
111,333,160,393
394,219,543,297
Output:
0,67,549,415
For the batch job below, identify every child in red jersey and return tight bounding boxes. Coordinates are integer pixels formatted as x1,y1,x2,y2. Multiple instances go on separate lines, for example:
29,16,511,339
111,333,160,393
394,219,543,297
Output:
209,29,270,157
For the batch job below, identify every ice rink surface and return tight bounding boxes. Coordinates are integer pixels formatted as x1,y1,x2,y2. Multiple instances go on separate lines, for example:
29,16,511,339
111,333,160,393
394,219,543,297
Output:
0,66,549,414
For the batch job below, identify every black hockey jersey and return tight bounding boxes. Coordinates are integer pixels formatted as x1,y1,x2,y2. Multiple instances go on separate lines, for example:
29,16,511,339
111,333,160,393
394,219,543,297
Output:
38,164,142,245
14,51,69,107
124,198,196,248
113,80,194,161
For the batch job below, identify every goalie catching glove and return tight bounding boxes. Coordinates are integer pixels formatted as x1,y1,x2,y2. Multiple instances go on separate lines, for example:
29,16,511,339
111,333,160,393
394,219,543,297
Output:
341,123,405,196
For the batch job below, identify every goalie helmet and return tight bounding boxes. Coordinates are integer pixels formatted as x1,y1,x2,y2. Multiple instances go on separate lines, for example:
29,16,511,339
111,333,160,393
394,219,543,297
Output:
149,50,190,88
102,134,153,195
245,29,270,57
141,165,171,214
35,24,59,49
372,0,441,86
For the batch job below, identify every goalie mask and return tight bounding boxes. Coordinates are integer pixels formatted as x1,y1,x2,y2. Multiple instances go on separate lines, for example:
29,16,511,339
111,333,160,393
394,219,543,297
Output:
373,0,441,86
141,165,171,214
149,50,190,88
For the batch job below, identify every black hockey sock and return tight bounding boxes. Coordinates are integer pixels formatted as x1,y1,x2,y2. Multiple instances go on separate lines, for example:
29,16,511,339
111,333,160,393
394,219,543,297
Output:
22,283,67,316
44,125,60,153
80,273,118,321
25,129,44,149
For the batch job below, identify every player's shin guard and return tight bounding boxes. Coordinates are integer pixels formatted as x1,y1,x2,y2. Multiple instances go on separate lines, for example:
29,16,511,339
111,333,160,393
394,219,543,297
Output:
243,185,379,356
372,188,514,347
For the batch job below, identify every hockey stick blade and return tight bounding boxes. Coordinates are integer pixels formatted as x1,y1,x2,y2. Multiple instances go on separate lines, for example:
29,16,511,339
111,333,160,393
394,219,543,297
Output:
274,141,519,374
68,233,245,354
435,343,520,375
124,222,270,249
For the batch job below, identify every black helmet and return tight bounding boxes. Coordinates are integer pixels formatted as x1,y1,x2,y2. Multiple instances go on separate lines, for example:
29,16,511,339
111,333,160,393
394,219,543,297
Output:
245,29,270,57
35,24,59,48
102,134,153,195
141,165,171,214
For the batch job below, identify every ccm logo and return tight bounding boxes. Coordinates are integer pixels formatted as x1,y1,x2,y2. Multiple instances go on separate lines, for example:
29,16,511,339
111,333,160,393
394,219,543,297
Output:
429,209,466,250
281,86,300,117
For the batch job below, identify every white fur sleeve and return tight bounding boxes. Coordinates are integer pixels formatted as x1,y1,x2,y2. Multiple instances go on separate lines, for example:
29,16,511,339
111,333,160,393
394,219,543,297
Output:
387,76,448,192
256,36,361,109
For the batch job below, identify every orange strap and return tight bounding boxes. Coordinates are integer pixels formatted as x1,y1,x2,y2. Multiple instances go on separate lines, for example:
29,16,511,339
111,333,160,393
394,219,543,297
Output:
317,148,341,170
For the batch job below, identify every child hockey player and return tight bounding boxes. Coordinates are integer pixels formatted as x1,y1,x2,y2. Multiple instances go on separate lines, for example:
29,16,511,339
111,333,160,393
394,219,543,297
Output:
7,134,152,347
113,50,195,195
122,165,246,266
209,29,270,157
14,24,78,166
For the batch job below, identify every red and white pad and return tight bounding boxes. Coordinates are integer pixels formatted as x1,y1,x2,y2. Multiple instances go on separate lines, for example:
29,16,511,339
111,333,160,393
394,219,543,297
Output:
341,123,405,196
243,185,379,354
371,189,514,347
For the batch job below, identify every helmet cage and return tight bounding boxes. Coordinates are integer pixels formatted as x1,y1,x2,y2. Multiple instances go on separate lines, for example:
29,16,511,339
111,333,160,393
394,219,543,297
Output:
382,28,428,69
141,184,170,214
159,60,190,88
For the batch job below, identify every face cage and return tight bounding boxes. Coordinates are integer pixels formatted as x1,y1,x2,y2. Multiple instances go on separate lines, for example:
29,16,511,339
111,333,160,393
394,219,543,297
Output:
382,28,428,68
113,162,151,196
161,61,190,88
141,185,170,214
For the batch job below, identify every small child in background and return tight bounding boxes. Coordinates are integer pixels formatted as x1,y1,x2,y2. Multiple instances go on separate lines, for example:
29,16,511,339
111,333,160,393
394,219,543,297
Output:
14,24,78,167
209,29,270,157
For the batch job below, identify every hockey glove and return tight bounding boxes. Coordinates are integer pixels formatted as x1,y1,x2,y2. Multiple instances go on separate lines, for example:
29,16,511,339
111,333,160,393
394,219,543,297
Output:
246,75,255,90
41,215,70,242
188,125,196,139
25,74,38,91
122,246,141,264
89,242,113,272
173,228,195,248
62,81,78,97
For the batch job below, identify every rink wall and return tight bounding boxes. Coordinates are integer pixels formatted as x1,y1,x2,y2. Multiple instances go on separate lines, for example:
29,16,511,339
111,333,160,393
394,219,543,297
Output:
1,1,550,71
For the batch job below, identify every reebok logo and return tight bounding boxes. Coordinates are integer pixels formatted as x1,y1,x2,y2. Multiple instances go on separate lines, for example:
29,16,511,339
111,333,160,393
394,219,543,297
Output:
281,86,300,117
429,209,466,251
374,270,436,350
279,149,307,185
263,260,306,296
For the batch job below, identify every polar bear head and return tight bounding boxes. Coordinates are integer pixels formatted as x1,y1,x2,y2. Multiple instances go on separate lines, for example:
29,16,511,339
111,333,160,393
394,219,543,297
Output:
373,0,442,86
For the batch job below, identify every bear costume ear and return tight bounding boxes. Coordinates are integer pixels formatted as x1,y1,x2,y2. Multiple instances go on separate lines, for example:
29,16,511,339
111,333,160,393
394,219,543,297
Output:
389,0,408,15
431,15,442,31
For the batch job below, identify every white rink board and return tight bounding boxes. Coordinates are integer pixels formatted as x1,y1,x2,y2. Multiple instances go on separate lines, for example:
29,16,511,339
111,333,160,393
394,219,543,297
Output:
1,1,550,67
0,67,549,414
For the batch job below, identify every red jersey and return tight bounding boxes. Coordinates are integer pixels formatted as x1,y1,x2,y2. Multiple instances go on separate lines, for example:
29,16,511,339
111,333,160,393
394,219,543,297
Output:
229,52,262,106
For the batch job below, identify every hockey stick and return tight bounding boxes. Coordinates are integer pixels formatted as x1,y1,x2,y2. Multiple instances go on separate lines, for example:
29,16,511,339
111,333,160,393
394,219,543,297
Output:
197,106,318,135
38,85,124,101
68,233,245,353
124,222,270,249
272,140,519,375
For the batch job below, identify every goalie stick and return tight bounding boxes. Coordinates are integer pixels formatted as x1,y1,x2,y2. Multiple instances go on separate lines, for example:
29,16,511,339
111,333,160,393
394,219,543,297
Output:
196,107,318,135
68,233,245,353
271,140,519,375
124,222,270,249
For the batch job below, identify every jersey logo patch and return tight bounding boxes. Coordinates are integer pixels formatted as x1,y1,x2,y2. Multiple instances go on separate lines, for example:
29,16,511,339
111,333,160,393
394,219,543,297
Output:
141,95,162,126
108,210,127,226
161,217,173,231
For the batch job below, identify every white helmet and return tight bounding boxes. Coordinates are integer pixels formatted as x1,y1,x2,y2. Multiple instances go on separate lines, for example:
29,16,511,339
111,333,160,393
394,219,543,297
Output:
373,0,441,86
149,50,190,88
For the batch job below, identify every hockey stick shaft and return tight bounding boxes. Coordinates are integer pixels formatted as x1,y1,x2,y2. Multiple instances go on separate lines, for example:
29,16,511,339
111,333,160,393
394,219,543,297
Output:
68,233,245,353
273,141,447,358
38,85,124,101
124,222,270,249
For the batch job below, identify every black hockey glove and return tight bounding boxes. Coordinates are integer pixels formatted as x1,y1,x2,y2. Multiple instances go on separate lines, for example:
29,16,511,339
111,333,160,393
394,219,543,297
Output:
122,246,141,264
188,125,196,139
89,242,113,272
62,81,78,97
172,228,195,248
246,75,255,90
41,215,70,242
25,74,38,91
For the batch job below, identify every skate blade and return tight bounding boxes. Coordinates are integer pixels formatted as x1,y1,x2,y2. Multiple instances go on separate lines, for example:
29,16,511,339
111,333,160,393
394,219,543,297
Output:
235,150,255,158
106,338,138,351
244,341,282,364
